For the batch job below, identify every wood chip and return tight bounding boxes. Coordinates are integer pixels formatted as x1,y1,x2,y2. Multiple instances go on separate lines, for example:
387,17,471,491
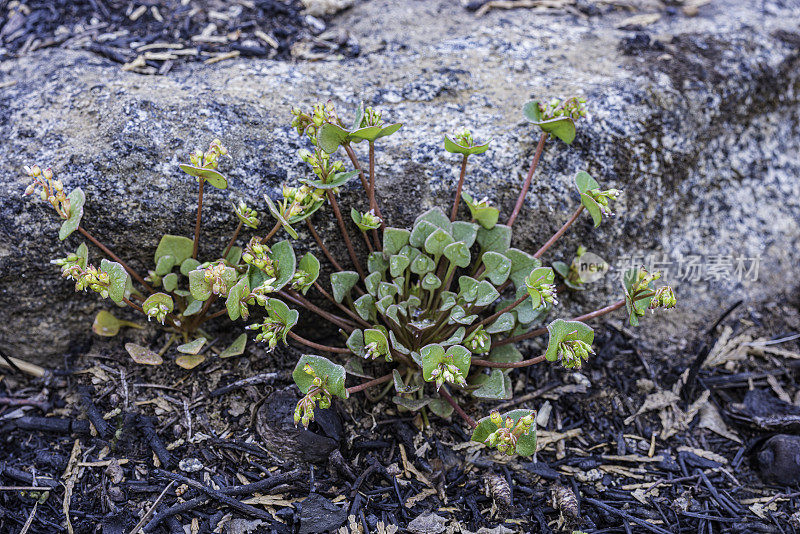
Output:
204,51,240,65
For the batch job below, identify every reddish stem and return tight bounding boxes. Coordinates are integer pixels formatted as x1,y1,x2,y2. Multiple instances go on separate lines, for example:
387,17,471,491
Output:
438,387,476,428
312,281,371,328
494,299,626,348
471,354,547,369
279,290,356,333
305,219,344,272
78,226,153,293
347,373,393,394
193,178,205,259
533,205,584,259
222,220,244,260
507,133,548,227
467,292,529,335
260,221,282,245
288,331,351,353
327,190,365,280
450,154,469,221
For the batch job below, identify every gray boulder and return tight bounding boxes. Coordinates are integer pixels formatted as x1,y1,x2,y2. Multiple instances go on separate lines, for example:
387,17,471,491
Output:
1,0,798,364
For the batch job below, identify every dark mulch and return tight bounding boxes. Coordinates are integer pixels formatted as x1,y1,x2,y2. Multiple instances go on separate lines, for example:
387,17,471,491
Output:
0,0,358,74
1,296,799,533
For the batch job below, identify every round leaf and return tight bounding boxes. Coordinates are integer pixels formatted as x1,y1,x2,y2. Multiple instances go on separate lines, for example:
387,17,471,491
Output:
59,188,85,241
292,354,348,399
125,343,163,365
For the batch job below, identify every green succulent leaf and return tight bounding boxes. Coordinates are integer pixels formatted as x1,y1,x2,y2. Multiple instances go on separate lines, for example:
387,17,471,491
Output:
142,293,174,322
415,207,452,232
423,228,454,258
442,243,470,270
389,255,411,278
264,195,298,239
472,369,511,400
421,273,442,291
179,164,228,189
225,276,250,321
458,276,480,303
154,235,194,266
365,271,381,296
505,248,541,288
346,329,365,357
444,135,491,156
383,227,410,256
268,240,296,290
525,267,556,310
125,343,163,365
575,170,600,194
428,398,454,418
481,251,512,285
443,327,466,346
522,101,576,144
580,193,603,227
489,344,523,365
389,331,411,355
474,280,501,307
99,259,130,304
59,188,86,241
392,396,430,411
92,310,141,337
452,221,479,248
364,328,390,361
304,170,359,190
155,255,176,276
162,273,178,292
544,319,595,362
317,122,350,154
367,252,389,274
331,271,359,303
472,409,537,456
74,242,89,269
421,344,471,382
477,224,511,253
353,294,376,322
410,253,436,275
293,354,348,399
486,312,515,334
220,333,247,358
393,369,420,393
178,337,207,355
180,258,201,276
623,268,656,327
461,192,499,229
225,246,243,266
183,297,203,316
409,220,437,249
295,252,320,295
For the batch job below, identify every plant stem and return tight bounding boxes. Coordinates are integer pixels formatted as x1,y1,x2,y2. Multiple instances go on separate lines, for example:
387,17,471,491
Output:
197,307,227,325
193,178,205,259
506,132,548,227
360,230,374,253
122,297,144,314
305,219,344,272
343,143,383,248
367,142,381,220
222,220,244,260
347,373,393,395
312,281,371,328
77,226,153,293
467,292,529,335
327,190,365,280
471,354,547,369
533,205,584,259
279,290,356,333
287,331,351,354
439,387,476,428
494,298,626,348
450,154,469,221
260,221,282,245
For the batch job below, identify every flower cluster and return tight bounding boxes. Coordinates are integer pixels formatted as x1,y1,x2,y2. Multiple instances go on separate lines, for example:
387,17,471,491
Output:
293,364,333,427
453,128,476,148
650,285,677,310
525,270,558,310
538,96,588,121
361,106,383,128
586,187,622,216
429,356,468,390
203,261,232,296
464,327,491,354
298,148,346,183
353,209,381,231
52,259,111,299
144,301,170,324
246,317,285,350
23,165,71,219
233,200,259,229
242,238,277,278
557,339,594,369
246,279,278,308
483,411,535,456
189,139,228,169
291,101,338,142
281,184,325,218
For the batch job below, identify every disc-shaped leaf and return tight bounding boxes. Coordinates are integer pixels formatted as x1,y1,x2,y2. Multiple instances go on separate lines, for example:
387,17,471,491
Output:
295,253,320,294
525,267,555,309
389,255,410,278
317,122,350,154
179,164,228,189
474,280,501,307
482,251,512,285
425,229,454,258
522,101,576,144
143,292,174,322
293,354,348,399
267,240,296,290
92,310,122,337
486,312,515,334
477,224,511,253
489,344,523,365
59,188,85,241
178,337,207,355
421,344,471,382
428,398,454,418
443,242,471,268
125,343,163,365
188,269,211,301
220,333,247,358
180,258,201,276
544,319,594,362
176,354,206,370
353,294,376,322
472,369,511,400
452,221,479,248
99,259,130,304
574,171,600,194
364,328,389,360
304,170,359,190
383,227,410,256
462,192,499,230
410,253,436,275
155,235,194,266
471,409,537,456
505,248,541,288
367,252,388,274
331,271,360,303
421,273,442,291
162,273,178,292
